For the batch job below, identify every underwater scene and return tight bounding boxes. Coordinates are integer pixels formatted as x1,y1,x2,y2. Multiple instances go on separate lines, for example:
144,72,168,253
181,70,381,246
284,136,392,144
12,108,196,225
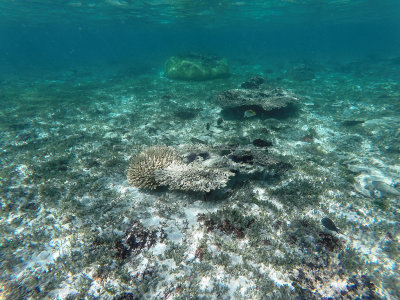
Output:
1,0,400,299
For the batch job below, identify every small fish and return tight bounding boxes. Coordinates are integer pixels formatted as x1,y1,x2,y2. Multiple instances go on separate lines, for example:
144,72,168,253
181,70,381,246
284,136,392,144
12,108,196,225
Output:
244,109,257,118
190,137,207,145
342,120,365,127
321,217,341,233
372,181,400,196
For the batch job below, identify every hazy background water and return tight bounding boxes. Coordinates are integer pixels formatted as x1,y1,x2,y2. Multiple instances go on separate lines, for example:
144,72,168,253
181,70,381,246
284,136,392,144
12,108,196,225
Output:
0,0,399,76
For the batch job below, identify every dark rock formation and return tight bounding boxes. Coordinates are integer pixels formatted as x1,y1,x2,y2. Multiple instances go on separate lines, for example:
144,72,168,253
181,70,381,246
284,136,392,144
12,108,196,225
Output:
253,139,273,148
241,76,265,89
216,88,298,118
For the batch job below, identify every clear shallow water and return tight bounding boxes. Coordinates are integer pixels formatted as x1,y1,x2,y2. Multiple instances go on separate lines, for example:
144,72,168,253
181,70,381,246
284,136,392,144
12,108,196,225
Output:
1,0,399,73
1,1,400,299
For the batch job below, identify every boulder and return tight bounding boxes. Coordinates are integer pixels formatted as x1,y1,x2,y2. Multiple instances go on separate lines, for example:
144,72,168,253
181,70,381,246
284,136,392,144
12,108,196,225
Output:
240,76,265,89
216,88,298,118
164,53,230,81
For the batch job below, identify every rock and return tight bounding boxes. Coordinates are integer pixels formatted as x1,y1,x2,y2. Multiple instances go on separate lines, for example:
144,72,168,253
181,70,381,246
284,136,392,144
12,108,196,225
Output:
241,76,265,89
216,88,298,118
164,53,230,81
252,139,273,148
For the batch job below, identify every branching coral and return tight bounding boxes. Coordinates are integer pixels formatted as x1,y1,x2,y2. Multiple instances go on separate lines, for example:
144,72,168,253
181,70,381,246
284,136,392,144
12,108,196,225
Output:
127,146,234,192
127,146,182,189
127,144,287,193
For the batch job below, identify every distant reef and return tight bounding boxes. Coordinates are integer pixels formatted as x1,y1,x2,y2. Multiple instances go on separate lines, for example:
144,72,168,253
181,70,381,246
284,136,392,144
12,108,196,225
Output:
164,53,230,81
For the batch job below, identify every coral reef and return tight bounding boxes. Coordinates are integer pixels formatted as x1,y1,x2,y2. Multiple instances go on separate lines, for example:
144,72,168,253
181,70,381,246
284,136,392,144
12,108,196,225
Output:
2,55,400,299
164,53,230,81
127,146,182,189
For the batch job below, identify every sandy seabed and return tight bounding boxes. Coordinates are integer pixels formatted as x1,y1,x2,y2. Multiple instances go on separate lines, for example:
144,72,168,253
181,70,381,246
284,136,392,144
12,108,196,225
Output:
1,56,399,299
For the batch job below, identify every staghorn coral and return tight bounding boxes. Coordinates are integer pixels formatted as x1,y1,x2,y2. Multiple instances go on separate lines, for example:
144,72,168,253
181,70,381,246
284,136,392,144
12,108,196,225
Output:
154,162,235,192
127,146,182,189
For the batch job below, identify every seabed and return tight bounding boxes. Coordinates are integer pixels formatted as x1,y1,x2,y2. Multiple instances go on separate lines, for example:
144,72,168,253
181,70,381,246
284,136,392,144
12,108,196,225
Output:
1,56,399,299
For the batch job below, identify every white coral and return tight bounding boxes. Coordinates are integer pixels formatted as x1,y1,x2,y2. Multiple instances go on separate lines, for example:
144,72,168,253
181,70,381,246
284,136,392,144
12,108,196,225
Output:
127,146,182,189
155,162,234,192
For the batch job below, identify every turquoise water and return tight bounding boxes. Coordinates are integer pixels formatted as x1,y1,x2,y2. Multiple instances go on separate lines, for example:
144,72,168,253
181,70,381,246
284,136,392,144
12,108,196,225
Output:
1,1,400,299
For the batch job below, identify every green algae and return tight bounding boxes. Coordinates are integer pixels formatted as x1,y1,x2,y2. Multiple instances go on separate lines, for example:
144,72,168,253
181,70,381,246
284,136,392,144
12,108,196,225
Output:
164,54,230,81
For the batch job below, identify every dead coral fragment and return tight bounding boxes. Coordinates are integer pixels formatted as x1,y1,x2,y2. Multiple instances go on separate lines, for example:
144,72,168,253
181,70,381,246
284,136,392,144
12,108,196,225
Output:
127,146,182,189
155,162,234,192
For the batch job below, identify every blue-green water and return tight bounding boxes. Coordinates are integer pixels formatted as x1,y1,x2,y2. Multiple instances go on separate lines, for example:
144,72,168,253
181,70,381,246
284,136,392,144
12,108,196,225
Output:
1,1,400,299
1,1,399,74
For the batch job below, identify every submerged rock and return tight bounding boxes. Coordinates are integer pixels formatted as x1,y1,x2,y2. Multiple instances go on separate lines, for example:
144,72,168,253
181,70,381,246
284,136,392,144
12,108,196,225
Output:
216,88,298,118
186,152,197,163
228,153,254,164
164,53,230,81
241,76,265,89
186,152,210,163
252,139,273,148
